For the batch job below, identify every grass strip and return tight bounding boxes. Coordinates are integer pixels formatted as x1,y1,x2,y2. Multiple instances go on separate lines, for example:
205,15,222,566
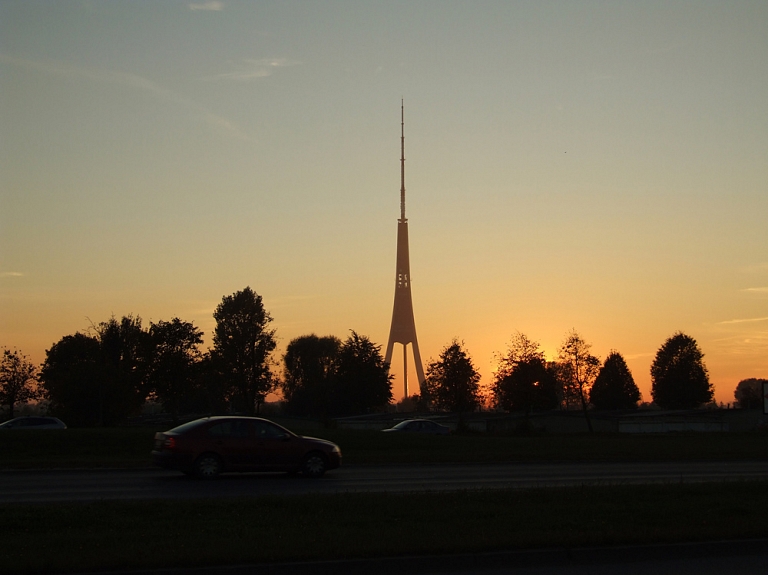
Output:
4,428,768,469
2,481,768,574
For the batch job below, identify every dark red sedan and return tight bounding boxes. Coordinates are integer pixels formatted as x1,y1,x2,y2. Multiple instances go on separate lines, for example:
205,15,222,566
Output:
151,416,341,478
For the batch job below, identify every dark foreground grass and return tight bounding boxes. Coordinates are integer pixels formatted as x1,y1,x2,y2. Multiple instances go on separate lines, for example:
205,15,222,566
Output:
318,428,768,464
3,481,768,574
0,427,161,468
3,427,768,469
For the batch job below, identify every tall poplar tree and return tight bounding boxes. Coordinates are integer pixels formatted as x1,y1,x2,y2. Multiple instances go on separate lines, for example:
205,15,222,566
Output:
212,287,277,415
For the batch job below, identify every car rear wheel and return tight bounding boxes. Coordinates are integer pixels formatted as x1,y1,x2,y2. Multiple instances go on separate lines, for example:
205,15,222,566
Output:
301,452,327,478
193,453,222,479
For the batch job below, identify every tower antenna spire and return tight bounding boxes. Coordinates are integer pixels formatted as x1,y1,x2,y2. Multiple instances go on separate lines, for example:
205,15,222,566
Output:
400,99,406,222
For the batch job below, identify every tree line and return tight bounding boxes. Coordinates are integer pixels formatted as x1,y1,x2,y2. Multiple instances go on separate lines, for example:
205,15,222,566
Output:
1,286,765,426
0,287,393,426
30,287,282,426
419,330,721,424
493,330,718,417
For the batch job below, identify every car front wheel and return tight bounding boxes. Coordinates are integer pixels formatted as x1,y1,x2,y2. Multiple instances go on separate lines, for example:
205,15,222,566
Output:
301,452,327,478
193,453,222,479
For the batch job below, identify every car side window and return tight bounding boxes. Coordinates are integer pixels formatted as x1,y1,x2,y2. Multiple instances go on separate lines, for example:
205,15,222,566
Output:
208,421,251,438
254,420,287,439
207,423,228,437
265,422,287,438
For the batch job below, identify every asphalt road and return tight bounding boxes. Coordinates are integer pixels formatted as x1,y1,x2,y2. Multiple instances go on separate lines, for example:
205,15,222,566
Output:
4,460,768,503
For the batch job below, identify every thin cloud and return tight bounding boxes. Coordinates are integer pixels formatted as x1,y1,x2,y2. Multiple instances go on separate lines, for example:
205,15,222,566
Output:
203,114,250,140
0,53,252,142
205,58,301,81
709,333,768,356
718,317,768,325
189,1,224,11
1,272,24,277
0,53,174,97
742,287,768,293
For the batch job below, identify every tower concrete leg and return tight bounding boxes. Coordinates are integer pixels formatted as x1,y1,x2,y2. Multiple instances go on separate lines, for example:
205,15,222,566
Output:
403,343,409,398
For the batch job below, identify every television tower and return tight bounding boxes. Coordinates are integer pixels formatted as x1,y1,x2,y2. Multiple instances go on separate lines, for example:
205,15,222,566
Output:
384,101,426,399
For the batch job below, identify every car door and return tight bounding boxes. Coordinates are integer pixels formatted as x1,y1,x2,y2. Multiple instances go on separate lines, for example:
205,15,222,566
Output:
251,420,294,470
424,421,443,434
205,420,255,468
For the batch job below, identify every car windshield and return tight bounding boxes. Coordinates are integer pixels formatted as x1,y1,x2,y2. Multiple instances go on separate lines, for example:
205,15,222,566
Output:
1,418,29,428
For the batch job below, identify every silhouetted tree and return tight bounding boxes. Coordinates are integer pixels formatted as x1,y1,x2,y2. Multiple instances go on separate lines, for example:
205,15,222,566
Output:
395,394,422,413
282,334,341,418
194,352,231,415
734,378,767,409
281,332,391,418
557,330,600,431
333,331,393,416
492,333,558,414
94,315,152,412
41,334,102,426
148,318,204,422
423,339,481,413
651,332,713,409
212,287,277,415
41,316,151,426
0,348,40,419
499,358,560,416
589,351,641,410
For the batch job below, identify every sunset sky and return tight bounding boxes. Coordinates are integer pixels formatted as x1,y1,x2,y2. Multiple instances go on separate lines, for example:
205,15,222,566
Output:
2,1,766,405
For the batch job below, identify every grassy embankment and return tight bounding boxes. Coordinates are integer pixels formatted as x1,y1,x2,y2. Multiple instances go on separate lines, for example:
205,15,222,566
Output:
2,422,768,468
3,481,768,574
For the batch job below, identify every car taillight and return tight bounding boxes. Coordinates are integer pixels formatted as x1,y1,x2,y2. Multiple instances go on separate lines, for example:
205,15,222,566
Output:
164,437,176,449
